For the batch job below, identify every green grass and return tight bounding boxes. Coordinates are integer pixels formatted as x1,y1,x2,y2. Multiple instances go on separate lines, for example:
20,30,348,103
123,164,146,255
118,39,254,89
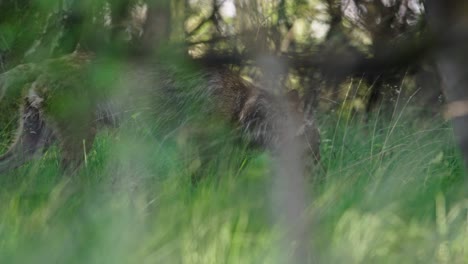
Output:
0,111,466,264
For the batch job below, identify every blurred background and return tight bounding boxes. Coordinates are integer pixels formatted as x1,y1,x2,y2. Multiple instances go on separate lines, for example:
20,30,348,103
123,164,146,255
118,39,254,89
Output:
1,0,468,263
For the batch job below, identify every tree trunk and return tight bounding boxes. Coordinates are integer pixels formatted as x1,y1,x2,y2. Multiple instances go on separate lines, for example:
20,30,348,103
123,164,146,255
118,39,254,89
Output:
425,0,468,172
139,0,172,55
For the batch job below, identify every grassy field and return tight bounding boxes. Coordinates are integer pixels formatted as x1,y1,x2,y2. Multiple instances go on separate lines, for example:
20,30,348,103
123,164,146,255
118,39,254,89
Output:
0,109,466,263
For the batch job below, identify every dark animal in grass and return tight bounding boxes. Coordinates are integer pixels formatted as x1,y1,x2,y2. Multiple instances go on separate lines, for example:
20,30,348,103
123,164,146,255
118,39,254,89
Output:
0,52,320,175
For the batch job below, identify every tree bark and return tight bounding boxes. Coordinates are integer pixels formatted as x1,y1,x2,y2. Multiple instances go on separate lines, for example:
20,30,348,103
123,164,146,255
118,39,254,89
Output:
139,0,172,55
425,0,468,172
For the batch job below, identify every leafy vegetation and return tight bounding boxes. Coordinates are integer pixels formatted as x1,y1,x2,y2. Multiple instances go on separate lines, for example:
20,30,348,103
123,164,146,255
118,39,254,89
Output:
1,0,468,263
0,109,465,263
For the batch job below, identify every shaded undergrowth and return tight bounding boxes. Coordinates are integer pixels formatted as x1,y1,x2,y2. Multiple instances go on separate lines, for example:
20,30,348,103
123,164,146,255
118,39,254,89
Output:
0,110,466,264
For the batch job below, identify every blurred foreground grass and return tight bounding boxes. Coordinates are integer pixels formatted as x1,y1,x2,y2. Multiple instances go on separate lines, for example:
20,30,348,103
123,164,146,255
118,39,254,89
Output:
0,111,466,264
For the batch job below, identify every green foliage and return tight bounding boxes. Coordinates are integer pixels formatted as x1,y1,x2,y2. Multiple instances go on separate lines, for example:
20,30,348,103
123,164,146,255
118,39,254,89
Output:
0,1,462,263
0,112,466,263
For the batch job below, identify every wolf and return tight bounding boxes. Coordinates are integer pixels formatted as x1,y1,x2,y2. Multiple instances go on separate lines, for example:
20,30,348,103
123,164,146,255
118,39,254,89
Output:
0,52,320,175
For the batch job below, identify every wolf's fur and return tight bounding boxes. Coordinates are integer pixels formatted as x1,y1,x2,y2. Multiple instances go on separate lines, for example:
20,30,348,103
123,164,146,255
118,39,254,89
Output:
0,52,320,174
